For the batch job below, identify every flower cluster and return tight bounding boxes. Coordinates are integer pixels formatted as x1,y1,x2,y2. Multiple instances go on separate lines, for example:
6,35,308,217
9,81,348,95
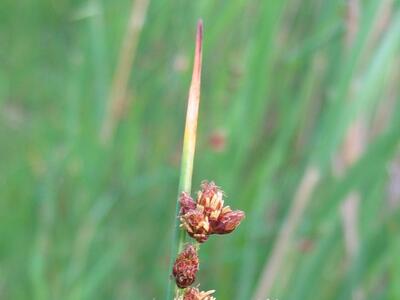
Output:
172,181,245,299
179,181,245,243
172,244,199,288
176,287,216,300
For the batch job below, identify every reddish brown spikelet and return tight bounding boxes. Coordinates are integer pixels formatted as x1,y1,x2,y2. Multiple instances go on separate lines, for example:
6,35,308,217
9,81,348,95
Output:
197,181,224,221
179,192,197,215
198,181,220,202
180,210,209,243
172,244,199,288
210,210,245,234
181,287,216,300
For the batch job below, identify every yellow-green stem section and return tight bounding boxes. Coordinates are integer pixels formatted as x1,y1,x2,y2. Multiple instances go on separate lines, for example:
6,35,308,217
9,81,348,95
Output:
166,20,203,300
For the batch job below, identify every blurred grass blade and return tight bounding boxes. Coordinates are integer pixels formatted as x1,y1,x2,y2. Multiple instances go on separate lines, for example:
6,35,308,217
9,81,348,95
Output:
252,165,320,300
100,0,150,144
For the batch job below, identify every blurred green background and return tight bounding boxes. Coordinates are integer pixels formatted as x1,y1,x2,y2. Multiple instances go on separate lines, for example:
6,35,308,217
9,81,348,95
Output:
1,0,400,299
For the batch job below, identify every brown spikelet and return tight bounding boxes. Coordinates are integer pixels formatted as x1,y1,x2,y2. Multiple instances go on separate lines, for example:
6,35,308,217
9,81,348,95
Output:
175,287,216,300
179,192,197,215
172,244,199,288
180,210,209,243
197,181,225,221
210,210,245,234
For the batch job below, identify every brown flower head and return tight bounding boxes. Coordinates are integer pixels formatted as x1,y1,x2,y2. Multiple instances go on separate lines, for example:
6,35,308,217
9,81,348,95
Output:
197,181,225,221
172,244,199,288
176,287,216,300
180,209,210,243
179,181,245,242
179,192,197,215
210,209,245,234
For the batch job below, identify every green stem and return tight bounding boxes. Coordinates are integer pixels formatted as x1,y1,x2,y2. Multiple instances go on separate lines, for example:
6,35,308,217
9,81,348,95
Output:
166,20,203,300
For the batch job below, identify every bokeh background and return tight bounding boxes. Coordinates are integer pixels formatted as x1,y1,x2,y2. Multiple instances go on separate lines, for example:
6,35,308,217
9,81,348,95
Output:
1,0,400,299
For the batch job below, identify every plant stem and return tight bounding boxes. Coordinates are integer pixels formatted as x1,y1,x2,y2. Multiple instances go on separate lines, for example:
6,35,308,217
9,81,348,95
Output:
166,20,203,300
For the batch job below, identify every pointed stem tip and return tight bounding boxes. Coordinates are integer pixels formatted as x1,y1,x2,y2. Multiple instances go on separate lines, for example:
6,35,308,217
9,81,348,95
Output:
197,19,203,45
194,19,203,79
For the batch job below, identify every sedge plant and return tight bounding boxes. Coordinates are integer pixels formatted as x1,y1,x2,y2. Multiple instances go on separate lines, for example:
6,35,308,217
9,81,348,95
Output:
166,20,245,300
